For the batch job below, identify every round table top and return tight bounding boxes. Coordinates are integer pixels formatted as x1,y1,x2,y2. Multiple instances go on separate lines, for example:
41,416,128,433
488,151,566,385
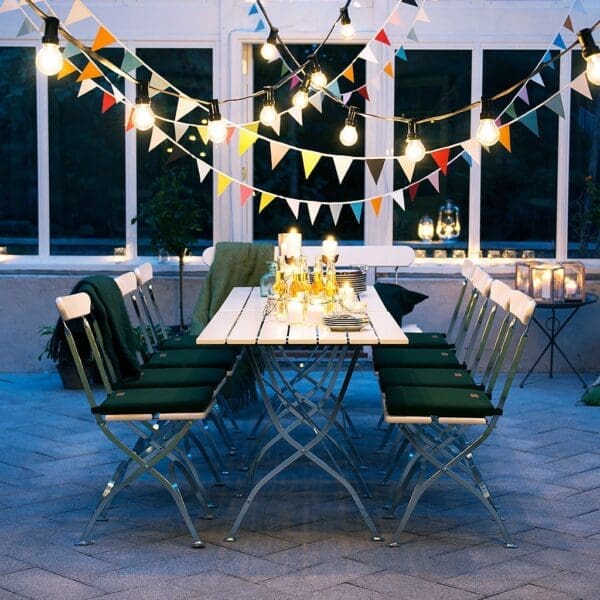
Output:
535,292,598,309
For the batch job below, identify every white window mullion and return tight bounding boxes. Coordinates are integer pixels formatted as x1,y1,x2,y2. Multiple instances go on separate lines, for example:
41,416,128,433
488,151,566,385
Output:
124,69,137,260
468,45,482,260
36,65,49,258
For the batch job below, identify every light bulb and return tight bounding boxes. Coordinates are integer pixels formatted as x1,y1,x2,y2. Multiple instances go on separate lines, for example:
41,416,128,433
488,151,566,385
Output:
476,118,500,146
260,104,277,127
406,139,426,163
340,23,355,40
339,124,358,147
36,43,63,76
310,70,327,90
292,88,309,109
208,118,227,143
586,53,600,85
133,104,155,131
261,42,277,61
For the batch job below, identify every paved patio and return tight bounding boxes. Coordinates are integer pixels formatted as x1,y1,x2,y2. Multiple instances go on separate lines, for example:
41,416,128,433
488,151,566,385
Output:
0,370,599,600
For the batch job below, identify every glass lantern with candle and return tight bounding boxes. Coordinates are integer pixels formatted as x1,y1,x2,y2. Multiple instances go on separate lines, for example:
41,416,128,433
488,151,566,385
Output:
436,199,461,240
561,261,585,301
515,261,540,294
530,263,565,303
417,216,434,242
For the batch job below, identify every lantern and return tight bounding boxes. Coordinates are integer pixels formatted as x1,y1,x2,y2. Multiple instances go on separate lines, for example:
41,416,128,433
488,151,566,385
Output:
417,216,434,242
515,261,540,294
561,261,585,301
530,263,564,303
436,199,461,240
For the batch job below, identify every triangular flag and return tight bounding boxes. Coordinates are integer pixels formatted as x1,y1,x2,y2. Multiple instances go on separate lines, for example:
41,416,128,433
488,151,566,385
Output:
175,97,198,121
65,0,92,25
0,0,20,14
259,191,276,212
402,0,418,6
350,202,363,223
280,62,289,77
308,93,323,113
389,8,402,26
341,91,353,105
238,123,259,156
517,86,530,105
125,108,134,132
407,28,418,42
431,148,450,175
342,64,355,83
289,106,303,125
148,126,167,152
333,155,353,183
196,126,210,145
573,0,586,13
428,170,440,192
366,159,385,185
270,141,289,169
499,124,511,152
174,122,188,142
370,196,383,217
225,127,236,144
76,61,103,82
328,79,341,99
374,28,391,46
520,111,539,136
62,42,81,60
461,152,473,167
329,203,343,225
101,92,116,114
17,18,36,37
166,146,186,165
307,201,321,225
286,199,300,219
270,114,281,136
542,51,555,71
358,46,378,64
571,72,592,100
77,79,96,97
563,15,574,32
240,185,253,207
302,150,321,179
196,159,211,182
289,74,301,90
255,19,266,32
553,33,566,50
57,60,77,80
461,139,481,165
383,61,394,79
546,93,565,118
530,72,545,87
91,26,117,52
505,103,517,120
121,51,142,74
357,85,370,101
149,72,169,98
396,46,407,61
248,2,258,16
217,173,233,197
408,182,420,201
416,7,430,22
397,155,415,181
111,84,125,105
392,190,405,210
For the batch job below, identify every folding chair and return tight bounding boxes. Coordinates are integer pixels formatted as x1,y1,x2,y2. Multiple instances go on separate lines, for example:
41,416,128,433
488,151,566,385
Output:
380,289,536,547
55,292,222,547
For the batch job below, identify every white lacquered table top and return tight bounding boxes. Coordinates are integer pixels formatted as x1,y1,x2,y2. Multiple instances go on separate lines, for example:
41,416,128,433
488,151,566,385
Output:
196,286,408,347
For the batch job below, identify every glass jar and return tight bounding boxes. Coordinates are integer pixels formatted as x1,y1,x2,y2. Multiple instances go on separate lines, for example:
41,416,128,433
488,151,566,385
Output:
260,261,277,297
436,199,461,240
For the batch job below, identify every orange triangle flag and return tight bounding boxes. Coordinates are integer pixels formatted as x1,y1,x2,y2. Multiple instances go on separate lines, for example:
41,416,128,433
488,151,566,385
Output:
91,26,117,52
225,126,236,144
383,61,394,79
499,124,511,152
431,148,450,175
342,64,355,83
57,60,77,80
76,61,103,82
125,108,135,132
371,197,383,217
101,92,116,114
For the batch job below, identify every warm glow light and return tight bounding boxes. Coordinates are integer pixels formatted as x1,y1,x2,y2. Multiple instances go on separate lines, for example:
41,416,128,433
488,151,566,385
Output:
36,43,63,76
476,118,500,146
405,138,426,163
292,88,309,109
339,124,358,146
310,69,327,89
261,42,278,61
208,118,227,143
133,104,155,131
586,53,600,85
260,104,277,126
340,23,355,40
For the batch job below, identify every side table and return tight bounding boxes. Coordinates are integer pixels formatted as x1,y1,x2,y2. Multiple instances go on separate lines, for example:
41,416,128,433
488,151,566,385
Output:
519,292,598,388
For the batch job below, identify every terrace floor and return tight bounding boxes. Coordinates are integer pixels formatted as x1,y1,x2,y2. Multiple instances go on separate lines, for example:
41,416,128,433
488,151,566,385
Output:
0,371,599,600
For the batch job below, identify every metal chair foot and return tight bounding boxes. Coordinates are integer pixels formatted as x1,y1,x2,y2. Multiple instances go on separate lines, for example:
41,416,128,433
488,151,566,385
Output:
504,542,519,549
387,541,399,547
371,535,384,542
221,470,230,476
191,540,206,549
224,536,237,542
76,539,94,546
201,513,214,520
207,503,216,509
359,465,368,471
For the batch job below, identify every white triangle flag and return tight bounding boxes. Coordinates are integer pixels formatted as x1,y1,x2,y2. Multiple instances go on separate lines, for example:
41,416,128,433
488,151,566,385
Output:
397,155,415,182
148,126,167,151
196,159,211,182
530,72,545,87
0,0,20,15
149,72,170,98
65,0,92,25
392,190,405,211
358,45,378,64
270,141,289,169
307,201,321,225
461,139,481,165
333,155,353,183
77,79,96,97
111,84,125,105
571,72,592,100
174,122,188,142
428,170,440,192
416,7,430,22
270,113,281,136
286,199,300,219
308,92,323,113
329,203,343,225
288,106,303,126
175,97,198,121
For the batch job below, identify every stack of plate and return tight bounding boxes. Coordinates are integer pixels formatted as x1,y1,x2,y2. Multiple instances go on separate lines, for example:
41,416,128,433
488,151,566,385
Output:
322,313,370,332
336,268,367,293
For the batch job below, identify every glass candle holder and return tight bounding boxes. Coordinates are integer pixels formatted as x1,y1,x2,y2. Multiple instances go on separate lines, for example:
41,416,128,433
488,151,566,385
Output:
515,261,540,294
561,261,585,301
531,263,564,303
417,216,434,242
433,249,447,259
114,246,126,262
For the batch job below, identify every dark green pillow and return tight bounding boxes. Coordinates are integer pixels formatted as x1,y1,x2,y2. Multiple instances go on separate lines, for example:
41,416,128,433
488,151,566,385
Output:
374,282,428,326
581,383,600,406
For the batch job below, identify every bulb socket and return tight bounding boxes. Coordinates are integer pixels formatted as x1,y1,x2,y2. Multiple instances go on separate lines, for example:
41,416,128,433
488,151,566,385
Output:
263,85,275,106
577,28,600,60
345,106,357,127
135,81,150,105
407,119,420,141
480,97,495,120
209,98,221,122
267,27,279,45
42,16,60,45
340,6,351,26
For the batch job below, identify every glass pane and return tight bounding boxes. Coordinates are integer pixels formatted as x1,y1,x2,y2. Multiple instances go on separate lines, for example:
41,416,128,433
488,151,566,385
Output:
49,49,125,255
136,49,213,257
393,50,471,259
568,52,599,258
253,44,365,243
481,50,559,259
0,47,37,255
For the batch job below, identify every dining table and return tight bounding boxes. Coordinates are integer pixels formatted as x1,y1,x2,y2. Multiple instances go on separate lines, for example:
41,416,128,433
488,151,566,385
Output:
196,286,408,541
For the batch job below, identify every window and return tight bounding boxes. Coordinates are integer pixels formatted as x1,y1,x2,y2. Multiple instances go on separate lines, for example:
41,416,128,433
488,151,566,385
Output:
0,47,38,255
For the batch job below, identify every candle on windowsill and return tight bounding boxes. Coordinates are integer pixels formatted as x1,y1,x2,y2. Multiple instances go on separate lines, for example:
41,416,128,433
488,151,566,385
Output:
286,228,302,259
322,236,338,263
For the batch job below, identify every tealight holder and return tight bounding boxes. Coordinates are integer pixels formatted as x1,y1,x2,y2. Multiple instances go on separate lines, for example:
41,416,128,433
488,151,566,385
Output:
515,261,540,294
530,263,564,303
114,246,126,263
561,261,585,301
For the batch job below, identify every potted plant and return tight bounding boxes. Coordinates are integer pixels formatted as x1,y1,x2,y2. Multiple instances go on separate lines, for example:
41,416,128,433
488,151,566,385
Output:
132,166,207,331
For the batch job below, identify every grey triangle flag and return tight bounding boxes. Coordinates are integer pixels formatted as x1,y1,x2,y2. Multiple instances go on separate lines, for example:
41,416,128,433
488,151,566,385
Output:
17,18,36,37
546,94,565,119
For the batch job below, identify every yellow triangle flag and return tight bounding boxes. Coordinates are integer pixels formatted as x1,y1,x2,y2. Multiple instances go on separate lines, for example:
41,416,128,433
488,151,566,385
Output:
342,64,355,83
302,150,321,179
383,61,394,79
91,26,117,52
499,125,511,152
238,123,259,156
57,60,77,80
76,61,103,82
196,126,210,145
259,192,276,213
217,173,233,197
371,196,383,217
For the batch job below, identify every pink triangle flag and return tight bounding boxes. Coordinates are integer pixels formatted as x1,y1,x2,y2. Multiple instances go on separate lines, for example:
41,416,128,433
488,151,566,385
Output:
517,86,530,105
342,92,353,105
571,72,592,100
240,184,253,206
270,141,289,169
428,170,440,192
290,74,301,90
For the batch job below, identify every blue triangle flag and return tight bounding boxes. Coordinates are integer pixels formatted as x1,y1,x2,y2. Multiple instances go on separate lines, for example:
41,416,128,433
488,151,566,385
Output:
350,202,363,223
461,151,473,167
62,42,81,60
255,19,266,32
553,34,566,50
542,50,555,70
121,51,143,74
521,111,539,136
327,79,341,99
248,3,258,15
395,46,407,61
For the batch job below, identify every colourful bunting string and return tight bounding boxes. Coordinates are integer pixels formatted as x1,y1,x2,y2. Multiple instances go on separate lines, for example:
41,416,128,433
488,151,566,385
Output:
92,26,117,52
62,42,81,60
302,151,321,178
397,155,415,182
552,33,566,50
370,197,383,217
289,106,303,125
16,18,36,37
396,46,407,61
307,201,321,225
238,123,259,156
402,0,418,7
431,148,450,175
77,79,95,97
217,173,233,197
563,15,574,32
76,61,103,82
416,7,430,23
428,171,440,193
357,86,370,101
240,185,253,206
173,122,188,142
148,127,167,152
254,19,266,32
520,111,539,136
65,0,92,26
286,199,300,219
392,190,405,211
542,51,554,71
408,182,419,201
374,28,391,46
0,0,20,14
461,140,481,165
196,159,211,182
358,46,378,64
546,93,565,118
571,72,592,100
329,203,343,225
125,108,135,132
333,156,353,183
308,93,323,113
175,97,198,122
225,127,236,144
366,159,385,185
101,92,116,114
461,152,472,167
270,141,289,169
383,61,394,78
350,202,363,223
289,74,301,90
499,125,511,152
248,3,258,16
531,72,545,87
196,126,209,145
259,192,276,212
505,103,517,120
407,28,418,42
517,86,530,105
57,60,77,80
342,65,355,83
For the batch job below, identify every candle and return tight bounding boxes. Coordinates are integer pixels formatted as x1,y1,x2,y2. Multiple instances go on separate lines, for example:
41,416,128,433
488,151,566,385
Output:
532,273,542,298
287,299,304,324
286,228,302,259
565,278,577,297
541,269,552,300
307,302,324,324
340,283,354,308
322,236,338,262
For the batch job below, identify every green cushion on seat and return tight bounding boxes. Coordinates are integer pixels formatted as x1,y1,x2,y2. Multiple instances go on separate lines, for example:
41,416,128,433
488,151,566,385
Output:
378,367,483,390
384,385,502,419
92,386,214,415
118,367,226,389
373,347,464,370
159,334,200,350
144,348,238,370
405,332,454,349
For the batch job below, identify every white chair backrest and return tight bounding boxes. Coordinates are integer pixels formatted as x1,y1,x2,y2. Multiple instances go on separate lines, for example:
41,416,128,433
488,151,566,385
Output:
509,290,536,325
471,267,493,297
135,262,153,286
114,272,138,296
461,258,476,279
56,292,91,321
489,280,512,312
202,246,215,267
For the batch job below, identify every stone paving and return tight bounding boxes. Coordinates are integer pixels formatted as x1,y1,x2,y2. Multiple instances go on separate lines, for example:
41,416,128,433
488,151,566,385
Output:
0,371,599,599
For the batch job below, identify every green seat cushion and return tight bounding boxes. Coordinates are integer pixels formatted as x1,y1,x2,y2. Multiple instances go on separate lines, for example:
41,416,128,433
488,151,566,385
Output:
144,348,238,370
118,367,226,389
378,368,483,390
405,332,454,349
159,334,200,350
374,282,428,326
581,384,600,406
384,386,502,419
92,386,214,415
373,347,464,370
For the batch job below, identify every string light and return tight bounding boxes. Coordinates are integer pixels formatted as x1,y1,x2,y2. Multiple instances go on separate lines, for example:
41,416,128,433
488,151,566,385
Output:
405,120,426,163
292,78,311,109
339,106,358,146
577,28,600,86
132,81,155,131
259,85,278,126
476,98,500,147
261,27,279,61
36,17,63,76
339,6,355,40
207,99,227,143
309,55,327,89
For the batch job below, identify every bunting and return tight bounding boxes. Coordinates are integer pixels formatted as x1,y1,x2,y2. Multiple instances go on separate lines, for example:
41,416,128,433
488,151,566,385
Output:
328,80,341,99
408,182,420,201
392,190,405,211
416,7,430,23
370,196,383,217
350,202,363,223
342,65,355,83
383,61,394,78
302,150,321,178
505,103,517,120
499,124,511,152
546,93,565,118
308,93,323,113
531,72,545,87
259,191,276,212
0,0,20,14
521,111,539,136
542,51,555,71
125,108,134,132
77,79,96,97
571,72,592,100
62,42,81,60
286,199,300,219
307,201,321,225
374,28,391,46
225,127,236,144
91,26,117,52
397,155,415,182
240,185,253,206
174,122,188,142
333,155,353,183
428,170,440,192
217,173,233,197
238,123,259,156
270,141,289,169
461,139,481,165
149,72,170,98
396,46,407,62
175,97,198,121
76,62,103,82
148,126,167,152
358,46,378,64
255,19,266,32
289,74,301,90
65,0,92,25
407,28,418,42
563,15,574,32
16,18,36,37
431,148,450,175
248,3,258,16
552,33,566,50
196,126,209,145
196,159,211,182
57,60,77,80
357,85,370,101
402,0,418,6
289,106,303,126
329,203,343,225
101,92,116,114
517,86,530,105
461,152,473,167
389,7,402,26
366,159,385,185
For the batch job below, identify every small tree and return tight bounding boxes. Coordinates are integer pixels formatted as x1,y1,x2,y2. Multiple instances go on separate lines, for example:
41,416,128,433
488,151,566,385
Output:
132,167,206,330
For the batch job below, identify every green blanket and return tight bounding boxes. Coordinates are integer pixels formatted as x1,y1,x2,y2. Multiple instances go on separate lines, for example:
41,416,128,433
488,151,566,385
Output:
581,376,600,406
189,242,274,335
